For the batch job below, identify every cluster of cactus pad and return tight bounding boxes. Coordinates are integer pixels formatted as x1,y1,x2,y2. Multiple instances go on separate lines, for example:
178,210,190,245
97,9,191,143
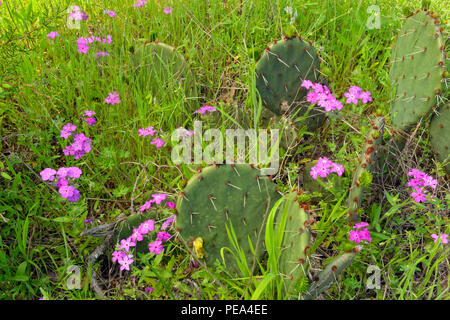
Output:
389,9,448,173
131,41,198,110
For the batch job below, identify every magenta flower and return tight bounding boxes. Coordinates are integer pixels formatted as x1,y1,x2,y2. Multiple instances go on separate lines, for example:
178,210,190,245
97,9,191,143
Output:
138,219,155,235
145,287,154,294
104,10,117,18
344,91,359,105
431,233,448,244
195,105,217,114
130,228,144,242
166,202,176,209
157,231,171,242
152,193,167,205
63,133,92,159
96,51,109,56
161,216,175,230
359,91,372,104
353,222,369,229
151,138,165,148
112,250,126,263
349,226,371,244
411,188,427,203
61,123,77,139
59,185,76,199
139,200,154,212
118,254,134,271
138,126,156,137
84,218,94,225
148,240,164,255
83,110,96,117
105,91,121,104
349,230,361,244
40,168,57,181
67,189,81,202
69,6,88,21
84,117,97,126
163,7,173,14
133,0,148,8
301,80,313,89
309,157,343,180
47,31,59,39
119,237,136,252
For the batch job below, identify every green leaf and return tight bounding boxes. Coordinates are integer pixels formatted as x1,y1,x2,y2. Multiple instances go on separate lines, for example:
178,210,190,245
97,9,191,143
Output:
53,216,72,223
1,172,12,180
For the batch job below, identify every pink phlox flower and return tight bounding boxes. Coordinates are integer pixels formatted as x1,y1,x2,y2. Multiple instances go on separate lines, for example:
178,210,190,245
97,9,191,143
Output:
163,7,173,14
118,254,134,271
161,217,175,231
166,202,176,209
138,126,156,137
139,200,154,212
83,110,96,117
195,105,216,114
119,237,136,252
151,138,165,148
85,117,97,126
148,240,164,255
58,185,75,199
349,230,361,244
359,91,372,104
431,233,448,244
411,188,427,203
152,193,167,205
104,90,121,104
353,222,370,229
133,0,148,8
301,80,313,89
112,250,126,263
157,231,171,242
47,31,59,39
138,219,155,234
104,10,117,18
130,228,144,242
40,168,57,181
96,51,109,56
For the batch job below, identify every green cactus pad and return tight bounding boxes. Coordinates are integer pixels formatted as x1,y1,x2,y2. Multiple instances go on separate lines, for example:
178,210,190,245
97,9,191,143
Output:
132,41,198,109
175,164,281,274
255,36,326,130
303,252,356,300
347,117,385,222
390,10,445,132
276,192,311,297
430,104,450,173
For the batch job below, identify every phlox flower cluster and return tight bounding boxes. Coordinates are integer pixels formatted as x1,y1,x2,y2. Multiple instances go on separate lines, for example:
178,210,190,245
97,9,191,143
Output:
40,167,82,202
194,105,216,115
69,6,88,21
82,110,97,126
77,35,112,54
431,233,448,244
133,0,148,8
407,169,437,203
349,222,372,244
60,123,77,139
103,10,117,18
163,7,173,14
112,213,176,271
138,126,166,149
62,132,92,159
309,157,344,180
139,193,172,211
104,90,121,104
343,86,372,105
301,80,343,112
47,31,59,39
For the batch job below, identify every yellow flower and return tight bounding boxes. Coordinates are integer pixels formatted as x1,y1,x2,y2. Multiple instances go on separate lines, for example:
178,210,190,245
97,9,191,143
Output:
193,237,204,259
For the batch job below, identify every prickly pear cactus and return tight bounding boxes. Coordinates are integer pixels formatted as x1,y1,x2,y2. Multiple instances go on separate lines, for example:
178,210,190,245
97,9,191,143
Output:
347,117,385,222
390,10,445,132
276,192,311,297
175,164,281,273
303,252,356,300
430,104,450,173
255,36,326,130
132,41,198,109
114,213,152,254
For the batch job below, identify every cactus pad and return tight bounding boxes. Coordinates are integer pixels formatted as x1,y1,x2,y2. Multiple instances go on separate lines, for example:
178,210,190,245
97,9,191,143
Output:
114,213,153,254
175,164,281,273
276,192,311,297
132,41,198,109
390,10,445,132
430,104,450,173
255,36,326,130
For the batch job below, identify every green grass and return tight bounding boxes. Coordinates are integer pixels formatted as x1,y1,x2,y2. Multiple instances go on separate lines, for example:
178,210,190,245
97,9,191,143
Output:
0,0,449,300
